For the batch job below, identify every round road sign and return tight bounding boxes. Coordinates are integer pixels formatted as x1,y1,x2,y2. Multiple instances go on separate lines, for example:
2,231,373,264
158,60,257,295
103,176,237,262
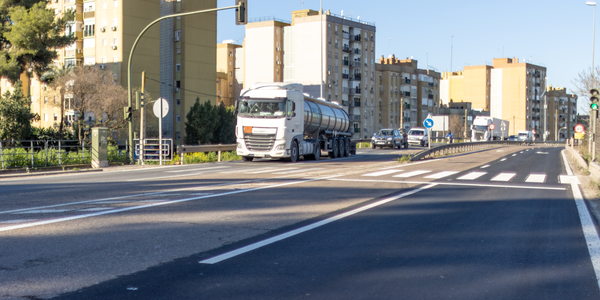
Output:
489,124,495,130
575,124,585,133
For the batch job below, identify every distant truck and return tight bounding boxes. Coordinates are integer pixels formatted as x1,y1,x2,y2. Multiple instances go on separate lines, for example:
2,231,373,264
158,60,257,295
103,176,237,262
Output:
235,83,353,162
471,116,510,141
517,130,534,142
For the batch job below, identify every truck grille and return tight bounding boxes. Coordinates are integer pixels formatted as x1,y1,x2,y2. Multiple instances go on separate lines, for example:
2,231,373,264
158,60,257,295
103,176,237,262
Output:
244,133,276,151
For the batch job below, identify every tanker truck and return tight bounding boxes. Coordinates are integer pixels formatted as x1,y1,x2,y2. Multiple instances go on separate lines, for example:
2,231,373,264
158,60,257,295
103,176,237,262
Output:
235,82,353,162
470,116,510,141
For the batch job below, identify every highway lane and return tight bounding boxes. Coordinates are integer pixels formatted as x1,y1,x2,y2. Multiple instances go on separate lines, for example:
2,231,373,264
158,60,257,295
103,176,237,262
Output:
1,145,598,299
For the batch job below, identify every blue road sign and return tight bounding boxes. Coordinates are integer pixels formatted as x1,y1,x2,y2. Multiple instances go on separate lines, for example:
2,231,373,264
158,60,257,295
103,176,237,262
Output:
423,118,434,128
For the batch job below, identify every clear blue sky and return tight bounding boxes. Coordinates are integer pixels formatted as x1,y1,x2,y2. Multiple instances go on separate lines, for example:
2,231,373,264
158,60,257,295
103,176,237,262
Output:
216,0,594,113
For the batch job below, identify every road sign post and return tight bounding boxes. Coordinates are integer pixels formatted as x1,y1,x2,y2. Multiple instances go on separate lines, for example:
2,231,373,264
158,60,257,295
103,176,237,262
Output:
424,118,434,149
153,98,169,166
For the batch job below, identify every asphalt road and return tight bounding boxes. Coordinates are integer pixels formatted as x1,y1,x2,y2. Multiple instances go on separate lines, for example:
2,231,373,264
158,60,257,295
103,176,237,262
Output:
0,145,599,299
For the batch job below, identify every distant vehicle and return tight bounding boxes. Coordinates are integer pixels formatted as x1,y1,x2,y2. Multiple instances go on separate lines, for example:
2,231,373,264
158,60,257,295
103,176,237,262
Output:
471,116,510,141
518,131,534,142
407,127,429,147
371,129,408,149
508,135,518,141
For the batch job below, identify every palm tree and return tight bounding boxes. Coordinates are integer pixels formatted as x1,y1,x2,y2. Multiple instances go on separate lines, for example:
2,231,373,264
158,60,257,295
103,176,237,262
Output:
40,63,74,139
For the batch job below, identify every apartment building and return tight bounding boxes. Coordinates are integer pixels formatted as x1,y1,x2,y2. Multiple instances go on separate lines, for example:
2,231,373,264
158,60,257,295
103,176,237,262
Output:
374,56,440,132
441,65,491,111
244,9,376,139
34,0,217,144
545,86,578,140
216,42,242,107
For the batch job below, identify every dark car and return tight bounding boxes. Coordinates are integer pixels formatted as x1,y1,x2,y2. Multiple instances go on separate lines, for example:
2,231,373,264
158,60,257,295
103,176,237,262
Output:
508,135,518,141
371,129,408,149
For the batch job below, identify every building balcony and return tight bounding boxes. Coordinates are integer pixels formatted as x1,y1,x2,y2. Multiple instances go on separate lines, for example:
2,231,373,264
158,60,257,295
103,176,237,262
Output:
354,128,361,133
84,11,95,19
343,60,350,66
342,74,349,79
342,46,351,53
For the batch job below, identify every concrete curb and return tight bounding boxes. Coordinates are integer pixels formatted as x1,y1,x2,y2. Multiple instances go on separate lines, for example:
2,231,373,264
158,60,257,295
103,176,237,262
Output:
0,168,103,179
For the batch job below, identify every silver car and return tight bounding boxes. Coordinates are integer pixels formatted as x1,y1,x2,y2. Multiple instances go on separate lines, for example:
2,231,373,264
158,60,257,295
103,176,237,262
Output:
407,127,429,147
371,129,407,149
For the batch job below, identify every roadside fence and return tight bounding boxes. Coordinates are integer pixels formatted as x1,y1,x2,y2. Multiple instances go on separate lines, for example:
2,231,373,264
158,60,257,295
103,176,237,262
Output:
409,140,566,161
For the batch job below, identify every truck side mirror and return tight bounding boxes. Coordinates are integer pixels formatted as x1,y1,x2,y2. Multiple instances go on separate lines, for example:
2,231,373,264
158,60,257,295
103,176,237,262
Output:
291,102,296,111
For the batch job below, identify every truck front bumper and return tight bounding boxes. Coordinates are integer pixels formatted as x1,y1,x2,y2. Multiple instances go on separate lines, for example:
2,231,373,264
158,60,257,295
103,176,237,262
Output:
236,139,289,158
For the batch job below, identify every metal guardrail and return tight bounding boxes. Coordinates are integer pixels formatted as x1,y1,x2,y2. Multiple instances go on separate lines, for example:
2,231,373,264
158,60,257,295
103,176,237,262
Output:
177,144,236,165
408,140,566,161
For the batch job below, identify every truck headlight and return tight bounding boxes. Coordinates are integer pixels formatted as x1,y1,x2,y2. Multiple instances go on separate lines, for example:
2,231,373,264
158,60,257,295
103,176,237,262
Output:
237,142,243,149
275,143,286,150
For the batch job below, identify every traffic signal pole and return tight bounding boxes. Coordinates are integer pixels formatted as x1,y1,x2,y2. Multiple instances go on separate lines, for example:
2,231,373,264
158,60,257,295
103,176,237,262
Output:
590,89,599,162
126,2,245,164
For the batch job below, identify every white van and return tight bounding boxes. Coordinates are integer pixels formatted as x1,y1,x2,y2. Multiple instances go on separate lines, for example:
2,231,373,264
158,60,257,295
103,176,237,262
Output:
407,127,429,147
517,131,534,142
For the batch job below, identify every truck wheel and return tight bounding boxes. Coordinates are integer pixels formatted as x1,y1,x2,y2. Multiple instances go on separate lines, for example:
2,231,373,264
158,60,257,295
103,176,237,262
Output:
336,138,343,158
420,140,424,147
241,156,254,162
289,141,299,162
343,138,350,157
314,143,321,160
329,139,339,158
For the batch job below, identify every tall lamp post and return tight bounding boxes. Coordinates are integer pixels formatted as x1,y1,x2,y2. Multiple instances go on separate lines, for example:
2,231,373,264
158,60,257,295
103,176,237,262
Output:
588,2,597,161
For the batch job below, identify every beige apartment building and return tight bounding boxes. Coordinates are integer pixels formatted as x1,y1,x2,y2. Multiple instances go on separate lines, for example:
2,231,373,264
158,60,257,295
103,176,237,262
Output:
375,55,440,132
441,65,491,111
545,86,578,140
216,42,242,107
32,0,217,144
244,9,377,139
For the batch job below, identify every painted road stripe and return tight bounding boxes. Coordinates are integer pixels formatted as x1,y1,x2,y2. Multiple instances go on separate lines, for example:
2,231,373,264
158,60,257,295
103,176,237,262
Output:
246,168,298,174
0,219,37,224
166,166,229,173
490,172,516,182
13,209,74,214
272,168,324,175
457,172,487,180
480,165,490,169
512,154,517,156
561,150,600,292
424,171,459,179
393,170,431,178
525,174,546,183
500,158,507,161
199,183,438,264
362,169,404,177
128,170,228,181
559,175,581,184
327,178,566,191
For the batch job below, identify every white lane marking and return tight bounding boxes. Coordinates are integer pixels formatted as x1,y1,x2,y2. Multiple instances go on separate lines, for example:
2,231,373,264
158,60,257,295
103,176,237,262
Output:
480,165,490,169
199,183,438,264
526,149,529,151
0,219,37,224
272,168,324,175
500,158,507,161
127,169,230,181
512,154,517,157
167,166,229,173
327,178,566,191
490,173,516,182
423,171,458,179
13,209,74,214
393,170,431,178
362,169,404,177
561,150,600,291
0,179,259,215
525,174,546,183
0,175,341,233
246,168,298,174
79,207,114,212
536,152,549,154
497,150,504,152
92,201,131,204
559,175,581,184
457,172,487,180
520,151,523,153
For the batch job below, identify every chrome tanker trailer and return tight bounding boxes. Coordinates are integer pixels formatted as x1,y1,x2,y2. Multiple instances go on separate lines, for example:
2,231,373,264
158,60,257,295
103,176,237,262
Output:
235,82,353,162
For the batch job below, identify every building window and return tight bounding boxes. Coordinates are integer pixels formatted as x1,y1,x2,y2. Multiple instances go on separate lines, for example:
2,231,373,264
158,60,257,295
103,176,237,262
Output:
176,132,180,140
84,24,95,37
54,96,58,104
176,98,180,105
176,64,181,72
103,39,107,46
176,115,180,122
44,114,48,122
54,114,58,121
114,0,118,8
44,96,48,104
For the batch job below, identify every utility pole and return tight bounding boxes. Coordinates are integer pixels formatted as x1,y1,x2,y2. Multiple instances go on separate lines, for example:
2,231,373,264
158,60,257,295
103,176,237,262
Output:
464,108,467,140
139,71,146,165
555,109,558,141
400,97,404,130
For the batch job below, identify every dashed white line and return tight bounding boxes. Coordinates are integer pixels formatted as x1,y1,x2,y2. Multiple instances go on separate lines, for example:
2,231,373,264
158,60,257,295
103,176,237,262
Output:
500,158,507,161
362,169,404,177
424,171,458,179
525,174,546,183
457,172,487,180
480,165,490,169
393,170,431,178
490,173,516,182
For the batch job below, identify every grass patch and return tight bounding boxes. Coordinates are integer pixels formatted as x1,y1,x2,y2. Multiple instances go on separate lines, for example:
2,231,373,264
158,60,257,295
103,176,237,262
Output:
398,154,412,163
143,151,241,165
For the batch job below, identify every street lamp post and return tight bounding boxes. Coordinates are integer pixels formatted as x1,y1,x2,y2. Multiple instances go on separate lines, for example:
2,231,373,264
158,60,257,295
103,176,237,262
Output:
126,4,242,164
587,1,596,160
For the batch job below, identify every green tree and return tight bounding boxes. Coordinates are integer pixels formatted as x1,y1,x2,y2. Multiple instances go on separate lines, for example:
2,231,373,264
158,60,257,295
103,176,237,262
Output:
213,103,236,144
0,80,34,141
185,98,217,145
0,1,76,82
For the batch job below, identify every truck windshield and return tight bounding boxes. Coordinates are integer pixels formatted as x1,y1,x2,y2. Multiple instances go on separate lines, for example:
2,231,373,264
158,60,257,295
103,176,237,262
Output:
472,125,489,131
238,99,286,118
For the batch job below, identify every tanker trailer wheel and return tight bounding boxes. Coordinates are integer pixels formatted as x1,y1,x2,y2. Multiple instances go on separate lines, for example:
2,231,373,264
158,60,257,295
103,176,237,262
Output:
343,138,350,157
314,142,321,160
329,139,339,158
241,156,254,162
288,141,299,162
336,138,343,158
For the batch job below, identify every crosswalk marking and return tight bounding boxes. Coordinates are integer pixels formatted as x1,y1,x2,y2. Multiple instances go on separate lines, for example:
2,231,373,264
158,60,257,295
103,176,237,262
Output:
424,171,458,179
491,172,516,182
362,169,404,177
559,175,580,184
525,174,546,183
480,165,490,169
393,170,431,178
457,172,487,180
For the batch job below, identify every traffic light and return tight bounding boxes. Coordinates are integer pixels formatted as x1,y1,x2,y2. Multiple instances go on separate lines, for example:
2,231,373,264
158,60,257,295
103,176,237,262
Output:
124,106,133,120
235,0,247,25
591,89,599,110
135,91,141,110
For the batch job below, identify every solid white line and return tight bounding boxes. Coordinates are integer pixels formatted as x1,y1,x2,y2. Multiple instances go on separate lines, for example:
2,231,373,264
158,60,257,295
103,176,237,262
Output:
0,219,37,224
362,169,404,177
272,168,324,175
246,168,298,174
393,170,431,178
199,183,438,264
127,169,229,181
0,175,340,233
424,171,458,179
326,178,566,191
561,150,600,291
480,165,490,169
166,166,229,173
13,209,74,214
490,173,516,182
525,174,546,183
457,172,487,180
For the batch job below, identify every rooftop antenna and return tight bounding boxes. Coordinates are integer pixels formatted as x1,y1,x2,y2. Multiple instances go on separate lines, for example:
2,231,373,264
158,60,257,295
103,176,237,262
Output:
301,0,304,8
341,10,343,17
